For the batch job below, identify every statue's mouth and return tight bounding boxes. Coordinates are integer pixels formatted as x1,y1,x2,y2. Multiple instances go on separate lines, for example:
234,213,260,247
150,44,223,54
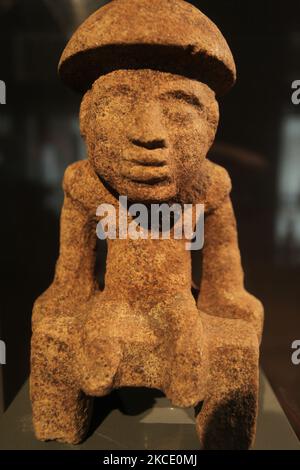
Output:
130,159,166,168
124,175,172,186
121,162,172,186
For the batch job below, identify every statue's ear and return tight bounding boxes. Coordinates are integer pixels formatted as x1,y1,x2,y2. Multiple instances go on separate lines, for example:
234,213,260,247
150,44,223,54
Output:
79,89,92,139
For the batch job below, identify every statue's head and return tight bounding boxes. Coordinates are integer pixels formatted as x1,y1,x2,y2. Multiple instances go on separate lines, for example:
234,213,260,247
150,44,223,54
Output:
80,69,219,202
58,0,236,202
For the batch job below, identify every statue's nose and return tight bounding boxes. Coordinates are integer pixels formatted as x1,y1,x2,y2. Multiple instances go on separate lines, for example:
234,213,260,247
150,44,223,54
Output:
129,103,169,151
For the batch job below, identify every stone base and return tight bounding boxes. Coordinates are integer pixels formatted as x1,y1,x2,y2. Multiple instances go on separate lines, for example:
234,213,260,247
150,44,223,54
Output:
30,312,259,449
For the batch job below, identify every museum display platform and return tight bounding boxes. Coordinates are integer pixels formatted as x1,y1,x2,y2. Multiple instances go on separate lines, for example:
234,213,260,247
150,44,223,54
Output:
0,372,298,450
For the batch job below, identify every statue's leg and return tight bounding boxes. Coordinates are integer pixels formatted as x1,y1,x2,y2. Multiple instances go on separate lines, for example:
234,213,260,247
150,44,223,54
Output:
195,313,259,450
78,298,126,397
30,317,92,444
160,295,208,407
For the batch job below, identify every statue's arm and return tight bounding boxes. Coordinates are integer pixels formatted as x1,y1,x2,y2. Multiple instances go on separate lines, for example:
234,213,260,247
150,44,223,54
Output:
53,196,96,297
32,162,98,325
197,196,264,340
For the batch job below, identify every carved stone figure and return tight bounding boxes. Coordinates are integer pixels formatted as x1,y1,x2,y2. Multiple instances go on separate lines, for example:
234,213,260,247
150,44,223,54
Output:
30,0,263,449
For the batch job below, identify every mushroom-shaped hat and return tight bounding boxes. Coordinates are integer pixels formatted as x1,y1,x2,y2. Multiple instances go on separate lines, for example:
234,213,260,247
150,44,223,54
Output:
58,0,236,96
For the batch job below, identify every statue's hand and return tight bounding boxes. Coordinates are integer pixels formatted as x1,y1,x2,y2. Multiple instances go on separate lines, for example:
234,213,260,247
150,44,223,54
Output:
32,280,96,327
198,289,264,341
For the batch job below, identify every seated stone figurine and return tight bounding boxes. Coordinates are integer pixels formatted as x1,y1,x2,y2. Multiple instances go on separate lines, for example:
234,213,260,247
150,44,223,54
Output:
30,0,263,449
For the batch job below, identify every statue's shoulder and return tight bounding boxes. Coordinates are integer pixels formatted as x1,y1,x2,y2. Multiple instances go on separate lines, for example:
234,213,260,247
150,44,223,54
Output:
203,160,232,214
63,159,95,191
63,159,109,211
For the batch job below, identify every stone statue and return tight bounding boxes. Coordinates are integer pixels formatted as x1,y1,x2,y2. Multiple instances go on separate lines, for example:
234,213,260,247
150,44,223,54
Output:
30,0,263,449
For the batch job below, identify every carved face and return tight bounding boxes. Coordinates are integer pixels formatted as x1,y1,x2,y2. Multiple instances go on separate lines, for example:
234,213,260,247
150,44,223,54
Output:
80,69,219,202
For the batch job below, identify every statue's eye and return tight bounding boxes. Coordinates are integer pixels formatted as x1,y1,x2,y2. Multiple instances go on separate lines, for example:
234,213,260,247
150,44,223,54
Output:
161,101,199,123
169,91,203,109
160,90,204,123
95,94,134,118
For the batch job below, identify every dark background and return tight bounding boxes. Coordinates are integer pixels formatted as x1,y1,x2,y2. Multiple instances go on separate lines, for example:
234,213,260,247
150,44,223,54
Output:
0,0,299,439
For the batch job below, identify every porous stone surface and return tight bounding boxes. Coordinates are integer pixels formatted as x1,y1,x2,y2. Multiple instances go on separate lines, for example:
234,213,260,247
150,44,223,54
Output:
30,0,263,449
58,0,236,96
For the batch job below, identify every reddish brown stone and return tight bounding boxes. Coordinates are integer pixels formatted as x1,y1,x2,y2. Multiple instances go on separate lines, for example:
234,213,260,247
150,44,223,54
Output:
58,0,236,96
30,0,263,449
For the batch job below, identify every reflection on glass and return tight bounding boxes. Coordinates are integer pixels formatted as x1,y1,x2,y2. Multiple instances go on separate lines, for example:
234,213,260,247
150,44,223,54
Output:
276,115,300,264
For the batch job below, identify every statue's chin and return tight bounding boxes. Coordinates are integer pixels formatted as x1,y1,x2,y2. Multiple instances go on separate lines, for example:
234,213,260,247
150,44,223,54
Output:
96,171,178,203
118,180,178,204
